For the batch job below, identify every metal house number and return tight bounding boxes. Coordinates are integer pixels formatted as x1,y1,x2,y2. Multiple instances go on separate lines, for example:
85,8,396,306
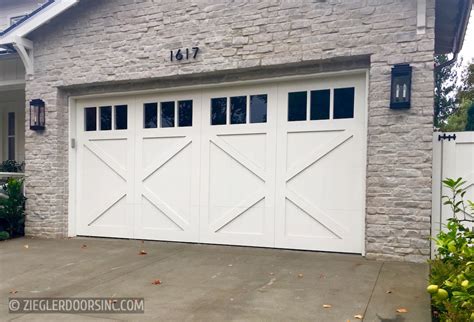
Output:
170,47,199,62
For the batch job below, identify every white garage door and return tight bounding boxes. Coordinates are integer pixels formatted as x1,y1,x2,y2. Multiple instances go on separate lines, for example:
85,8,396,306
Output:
74,73,366,253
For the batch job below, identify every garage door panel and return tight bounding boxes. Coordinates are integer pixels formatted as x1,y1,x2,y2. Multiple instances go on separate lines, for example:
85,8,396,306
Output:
134,95,201,242
285,198,339,239
76,99,135,238
218,133,267,171
208,141,265,222
75,74,366,253
275,75,366,253
199,87,277,247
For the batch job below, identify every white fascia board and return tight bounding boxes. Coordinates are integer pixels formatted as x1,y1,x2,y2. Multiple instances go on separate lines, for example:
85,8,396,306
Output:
0,0,79,46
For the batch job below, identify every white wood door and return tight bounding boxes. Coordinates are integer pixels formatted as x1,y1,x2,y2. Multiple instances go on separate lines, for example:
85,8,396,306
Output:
199,85,278,247
275,75,367,253
133,92,202,242
74,73,367,253
76,97,136,238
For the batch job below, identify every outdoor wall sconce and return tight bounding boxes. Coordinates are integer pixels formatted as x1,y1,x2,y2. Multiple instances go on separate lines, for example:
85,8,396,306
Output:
390,64,412,109
30,99,46,131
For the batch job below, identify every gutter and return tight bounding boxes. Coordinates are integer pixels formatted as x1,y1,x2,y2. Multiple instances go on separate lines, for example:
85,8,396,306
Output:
435,0,473,71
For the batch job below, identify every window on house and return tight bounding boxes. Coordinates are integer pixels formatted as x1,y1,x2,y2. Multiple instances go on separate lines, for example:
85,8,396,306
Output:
288,91,307,121
7,112,15,160
144,103,158,128
100,106,112,131
250,94,267,123
310,89,330,120
333,87,355,119
211,97,227,125
160,101,175,128
230,96,247,124
115,105,128,130
178,100,193,127
85,107,97,131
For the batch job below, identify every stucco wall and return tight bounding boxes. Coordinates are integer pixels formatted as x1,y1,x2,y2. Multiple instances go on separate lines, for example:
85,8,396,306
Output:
24,0,435,262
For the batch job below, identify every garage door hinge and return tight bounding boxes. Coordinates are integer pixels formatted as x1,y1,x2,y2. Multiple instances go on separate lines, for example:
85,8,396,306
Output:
71,138,76,148
438,133,456,141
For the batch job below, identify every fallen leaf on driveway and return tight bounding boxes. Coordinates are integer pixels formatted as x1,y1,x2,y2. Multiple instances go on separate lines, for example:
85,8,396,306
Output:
152,279,162,285
323,304,332,308
354,314,363,319
24,245,29,249
386,290,392,294
139,250,147,255
9,289,17,294
81,244,87,249
396,308,408,313
297,273,304,278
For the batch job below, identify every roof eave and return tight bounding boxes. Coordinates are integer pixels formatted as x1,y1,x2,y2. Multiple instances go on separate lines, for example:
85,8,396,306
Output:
435,0,473,55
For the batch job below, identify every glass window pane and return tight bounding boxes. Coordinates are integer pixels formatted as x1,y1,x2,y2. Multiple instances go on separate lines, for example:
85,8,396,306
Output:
144,103,158,128
115,105,127,130
211,97,227,125
250,94,267,123
161,101,175,128
230,96,247,124
334,87,355,119
100,106,112,131
84,107,97,131
288,91,307,121
310,89,330,120
8,113,15,135
178,100,193,127
8,137,15,160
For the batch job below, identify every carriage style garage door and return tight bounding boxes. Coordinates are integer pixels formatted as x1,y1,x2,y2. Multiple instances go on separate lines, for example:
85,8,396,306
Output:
74,73,367,253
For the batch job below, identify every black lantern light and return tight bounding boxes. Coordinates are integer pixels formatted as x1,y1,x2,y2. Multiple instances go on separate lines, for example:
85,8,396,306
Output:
390,64,412,109
30,99,45,131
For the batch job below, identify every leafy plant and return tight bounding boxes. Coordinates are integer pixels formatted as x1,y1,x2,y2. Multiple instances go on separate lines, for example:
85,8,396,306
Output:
0,178,26,237
428,178,474,321
0,231,9,240
0,160,24,173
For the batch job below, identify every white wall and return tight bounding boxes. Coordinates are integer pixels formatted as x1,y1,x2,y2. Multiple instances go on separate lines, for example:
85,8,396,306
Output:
0,0,46,31
0,56,25,85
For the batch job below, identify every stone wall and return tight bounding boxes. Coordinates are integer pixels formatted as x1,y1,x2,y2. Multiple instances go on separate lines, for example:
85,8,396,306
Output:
24,0,435,262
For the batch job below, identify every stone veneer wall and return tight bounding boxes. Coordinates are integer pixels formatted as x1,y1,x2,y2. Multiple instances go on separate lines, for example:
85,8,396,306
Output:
24,0,435,262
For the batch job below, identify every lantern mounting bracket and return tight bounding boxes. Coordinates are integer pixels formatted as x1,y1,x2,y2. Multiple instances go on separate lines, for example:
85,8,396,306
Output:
11,36,34,75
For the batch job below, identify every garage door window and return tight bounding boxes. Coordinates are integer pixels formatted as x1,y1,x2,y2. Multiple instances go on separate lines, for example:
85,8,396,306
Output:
161,101,175,128
334,87,355,119
178,100,193,127
250,94,267,123
100,106,112,131
211,97,227,125
144,103,158,128
288,91,307,121
85,107,97,131
310,90,330,120
230,96,247,124
115,105,128,130
212,95,268,125
288,87,355,122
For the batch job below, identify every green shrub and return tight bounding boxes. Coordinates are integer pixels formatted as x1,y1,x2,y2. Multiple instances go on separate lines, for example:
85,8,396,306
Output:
0,178,26,237
0,231,9,240
429,178,474,321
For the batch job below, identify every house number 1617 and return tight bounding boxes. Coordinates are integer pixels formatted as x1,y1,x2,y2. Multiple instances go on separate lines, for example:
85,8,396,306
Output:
170,47,199,61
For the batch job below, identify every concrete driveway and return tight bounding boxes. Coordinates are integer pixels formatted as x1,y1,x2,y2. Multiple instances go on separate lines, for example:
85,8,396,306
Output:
0,237,430,321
